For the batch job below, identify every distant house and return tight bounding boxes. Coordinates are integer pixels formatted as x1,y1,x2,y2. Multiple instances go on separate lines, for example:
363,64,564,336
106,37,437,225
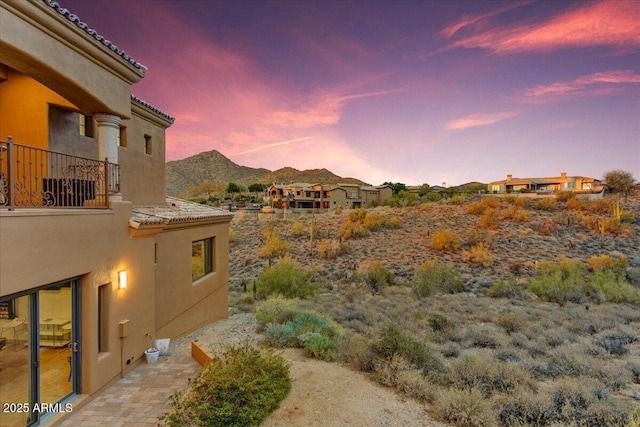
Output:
266,182,392,209
488,173,603,194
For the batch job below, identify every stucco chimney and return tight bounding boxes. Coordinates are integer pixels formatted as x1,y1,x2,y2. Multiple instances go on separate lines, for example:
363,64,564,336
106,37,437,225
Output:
561,172,567,179
506,174,512,181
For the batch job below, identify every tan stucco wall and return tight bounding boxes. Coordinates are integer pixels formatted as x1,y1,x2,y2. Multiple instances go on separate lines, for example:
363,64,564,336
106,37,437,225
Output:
0,0,141,118
154,220,231,339
0,201,157,394
119,111,167,205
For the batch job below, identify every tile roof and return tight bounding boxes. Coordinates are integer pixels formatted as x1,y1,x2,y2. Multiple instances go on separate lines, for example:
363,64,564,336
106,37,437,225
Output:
131,95,176,123
131,197,233,226
42,0,147,75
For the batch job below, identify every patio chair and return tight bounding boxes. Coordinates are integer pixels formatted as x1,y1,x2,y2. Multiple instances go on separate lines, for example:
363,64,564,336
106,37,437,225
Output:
1,317,26,351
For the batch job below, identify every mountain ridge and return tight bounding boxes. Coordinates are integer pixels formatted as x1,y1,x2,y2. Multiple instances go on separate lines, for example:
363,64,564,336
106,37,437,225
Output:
166,149,368,196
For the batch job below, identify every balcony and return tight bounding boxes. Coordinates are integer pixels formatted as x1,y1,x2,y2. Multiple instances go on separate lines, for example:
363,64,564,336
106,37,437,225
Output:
0,138,119,210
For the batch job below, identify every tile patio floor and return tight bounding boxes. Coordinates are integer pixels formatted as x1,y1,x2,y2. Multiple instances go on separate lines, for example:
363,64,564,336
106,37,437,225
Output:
58,354,200,427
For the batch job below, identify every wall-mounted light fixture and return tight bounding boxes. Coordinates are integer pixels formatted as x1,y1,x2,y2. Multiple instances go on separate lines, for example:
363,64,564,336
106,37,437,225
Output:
118,270,128,289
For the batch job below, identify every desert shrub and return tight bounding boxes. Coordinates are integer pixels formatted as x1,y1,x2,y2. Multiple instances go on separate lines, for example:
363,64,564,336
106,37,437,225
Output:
478,208,500,229
435,387,497,427
412,260,464,297
535,218,559,235
527,258,587,305
229,227,239,244
355,261,394,294
497,389,552,426
373,354,436,402
556,191,576,202
290,220,306,237
427,313,456,332
502,205,531,222
514,197,530,209
586,253,628,274
163,343,290,427
255,296,298,326
487,276,523,298
534,198,556,211
468,325,503,349
430,229,461,251
565,197,588,211
370,321,444,373
363,211,385,230
339,220,370,239
256,257,317,299
497,312,528,335
336,333,376,372
450,194,466,205
316,239,342,259
463,242,494,267
263,310,342,360
587,198,613,214
586,270,640,304
386,215,403,229
257,228,291,261
443,352,534,397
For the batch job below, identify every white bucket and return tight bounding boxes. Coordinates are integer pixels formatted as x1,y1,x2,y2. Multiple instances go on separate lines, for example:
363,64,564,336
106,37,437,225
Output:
144,348,160,364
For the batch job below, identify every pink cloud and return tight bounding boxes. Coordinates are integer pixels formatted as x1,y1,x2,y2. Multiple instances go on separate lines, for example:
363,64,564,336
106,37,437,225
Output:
522,70,640,98
449,2,640,54
446,111,520,130
437,1,533,39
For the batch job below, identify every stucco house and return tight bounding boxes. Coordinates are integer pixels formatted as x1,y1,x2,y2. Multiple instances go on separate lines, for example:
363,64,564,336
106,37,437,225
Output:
488,173,603,194
0,1,232,426
266,182,392,209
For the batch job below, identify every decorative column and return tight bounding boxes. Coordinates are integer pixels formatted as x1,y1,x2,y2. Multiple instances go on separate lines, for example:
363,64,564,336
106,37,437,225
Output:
94,113,121,164
94,113,122,202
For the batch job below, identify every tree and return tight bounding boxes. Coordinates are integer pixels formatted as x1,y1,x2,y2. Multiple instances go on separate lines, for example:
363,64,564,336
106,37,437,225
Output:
604,170,635,201
258,228,291,268
383,182,407,194
226,182,243,194
248,183,266,200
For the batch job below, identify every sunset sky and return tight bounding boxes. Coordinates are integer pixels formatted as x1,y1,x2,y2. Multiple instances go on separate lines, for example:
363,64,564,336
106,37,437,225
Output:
60,0,639,186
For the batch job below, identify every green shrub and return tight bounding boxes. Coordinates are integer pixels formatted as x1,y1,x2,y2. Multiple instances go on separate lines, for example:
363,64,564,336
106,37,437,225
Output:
497,312,528,335
256,257,317,299
257,228,291,260
255,296,297,326
262,310,343,361
363,211,385,230
163,343,290,427
487,277,522,298
339,220,370,239
430,229,461,251
356,261,394,294
412,260,464,297
370,321,444,373
585,254,628,275
527,258,587,306
586,270,640,304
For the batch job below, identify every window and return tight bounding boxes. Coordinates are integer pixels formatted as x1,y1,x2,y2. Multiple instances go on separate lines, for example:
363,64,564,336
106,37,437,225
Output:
117,127,127,147
144,135,152,154
79,114,94,137
192,237,214,281
98,284,110,353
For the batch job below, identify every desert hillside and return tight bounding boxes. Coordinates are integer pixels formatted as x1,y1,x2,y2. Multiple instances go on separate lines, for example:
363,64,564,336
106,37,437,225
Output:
226,192,640,426
166,150,367,196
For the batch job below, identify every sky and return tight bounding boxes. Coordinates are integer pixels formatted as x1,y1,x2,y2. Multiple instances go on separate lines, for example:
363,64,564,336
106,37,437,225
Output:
60,0,639,186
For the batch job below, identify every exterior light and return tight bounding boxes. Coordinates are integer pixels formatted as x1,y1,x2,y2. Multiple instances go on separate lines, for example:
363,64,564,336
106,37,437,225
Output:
119,270,127,289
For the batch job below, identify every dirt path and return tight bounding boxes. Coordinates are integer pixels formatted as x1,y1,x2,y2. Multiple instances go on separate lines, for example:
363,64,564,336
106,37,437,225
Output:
173,313,443,427
262,348,442,427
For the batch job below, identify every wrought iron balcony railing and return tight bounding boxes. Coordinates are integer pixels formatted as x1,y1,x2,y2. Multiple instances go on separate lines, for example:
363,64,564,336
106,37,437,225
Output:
0,137,119,210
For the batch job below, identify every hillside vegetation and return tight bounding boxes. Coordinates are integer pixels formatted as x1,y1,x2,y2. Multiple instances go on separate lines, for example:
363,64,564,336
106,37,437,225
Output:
228,191,640,426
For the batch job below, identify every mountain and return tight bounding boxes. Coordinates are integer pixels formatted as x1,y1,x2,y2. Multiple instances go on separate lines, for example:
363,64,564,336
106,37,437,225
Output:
165,150,368,196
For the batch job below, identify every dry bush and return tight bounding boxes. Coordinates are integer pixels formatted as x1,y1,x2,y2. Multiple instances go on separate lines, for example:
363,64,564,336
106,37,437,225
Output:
412,260,464,297
502,205,531,222
514,197,530,209
435,387,498,427
588,198,613,214
479,208,501,229
556,191,576,202
534,198,556,211
463,242,494,267
290,220,307,237
586,253,628,274
430,229,461,251
386,215,403,229
372,354,436,402
363,211,385,231
497,312,528,335
316,239,342,260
